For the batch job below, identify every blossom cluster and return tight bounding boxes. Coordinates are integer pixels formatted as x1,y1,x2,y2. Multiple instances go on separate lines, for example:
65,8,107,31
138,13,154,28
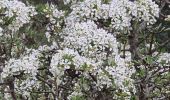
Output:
1,0,169,99
49,20,136,98
157,53,170,66
1,19,136,98
50,47,135,99
61,20,118,60
2,49,40,78
43,4,65,41
1,49,41,97
66,0,159,31
0,0,37,32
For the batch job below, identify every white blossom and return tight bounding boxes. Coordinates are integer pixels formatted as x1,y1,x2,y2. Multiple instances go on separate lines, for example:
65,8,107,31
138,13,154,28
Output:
0,0,37,32
61,20,118,60
0,0,165,99
157,53,170,66
66,0,159,31
2,49,41,79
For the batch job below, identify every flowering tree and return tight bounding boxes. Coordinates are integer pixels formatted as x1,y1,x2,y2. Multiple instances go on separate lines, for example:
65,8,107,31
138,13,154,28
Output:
0,0,169,100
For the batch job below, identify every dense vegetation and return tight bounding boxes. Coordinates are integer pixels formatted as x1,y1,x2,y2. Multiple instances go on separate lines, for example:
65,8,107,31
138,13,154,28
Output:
0,0,170,100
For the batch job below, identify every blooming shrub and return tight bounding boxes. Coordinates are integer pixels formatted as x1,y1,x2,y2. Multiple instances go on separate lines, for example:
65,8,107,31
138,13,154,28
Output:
0,0,170,100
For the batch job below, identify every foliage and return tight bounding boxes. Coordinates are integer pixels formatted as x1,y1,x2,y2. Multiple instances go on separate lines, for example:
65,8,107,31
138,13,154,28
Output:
0,0,170,100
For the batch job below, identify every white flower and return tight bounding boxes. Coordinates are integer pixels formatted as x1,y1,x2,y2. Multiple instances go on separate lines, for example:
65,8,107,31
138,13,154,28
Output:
66,0,159,31
52,9,65,18
0,0,37,32
2,49,41,79
61,20,118,60
157,53,170,66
